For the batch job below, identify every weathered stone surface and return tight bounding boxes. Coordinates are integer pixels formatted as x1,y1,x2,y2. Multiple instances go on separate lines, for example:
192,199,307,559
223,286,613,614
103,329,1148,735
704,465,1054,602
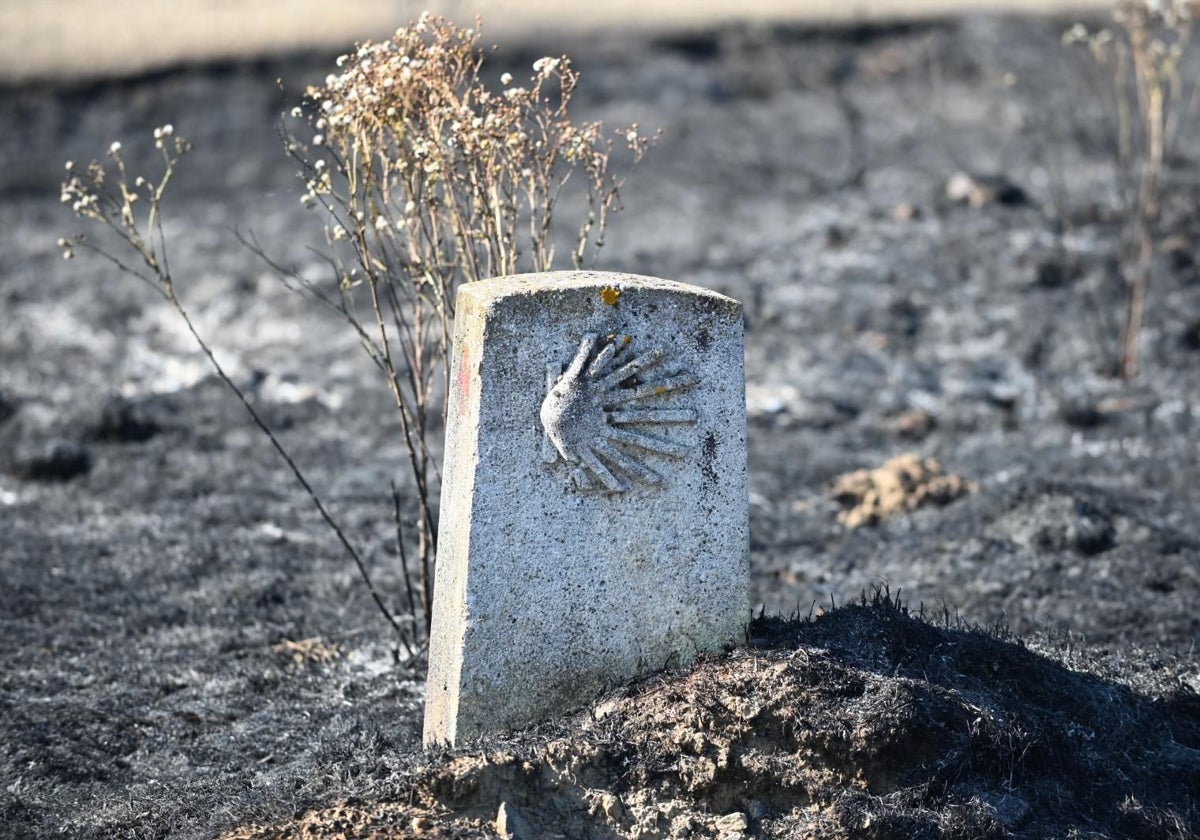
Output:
424,271,749,746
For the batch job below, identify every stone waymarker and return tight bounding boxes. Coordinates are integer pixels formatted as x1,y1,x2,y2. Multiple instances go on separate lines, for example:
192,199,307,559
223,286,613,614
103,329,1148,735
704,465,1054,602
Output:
424,271,749,746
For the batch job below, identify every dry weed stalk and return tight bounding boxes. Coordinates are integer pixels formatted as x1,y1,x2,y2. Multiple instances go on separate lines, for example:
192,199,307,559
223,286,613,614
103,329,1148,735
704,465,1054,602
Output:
62,15,653,651
61,130,415,658
1064,0,1199,378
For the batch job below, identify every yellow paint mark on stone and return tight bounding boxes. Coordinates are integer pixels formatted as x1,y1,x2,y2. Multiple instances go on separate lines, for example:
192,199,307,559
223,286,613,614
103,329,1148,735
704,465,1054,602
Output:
600,287,621,305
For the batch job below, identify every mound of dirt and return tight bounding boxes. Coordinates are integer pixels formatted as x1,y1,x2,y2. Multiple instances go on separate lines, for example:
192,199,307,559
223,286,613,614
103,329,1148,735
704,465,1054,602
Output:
224,600,1200,840
830,454,976,528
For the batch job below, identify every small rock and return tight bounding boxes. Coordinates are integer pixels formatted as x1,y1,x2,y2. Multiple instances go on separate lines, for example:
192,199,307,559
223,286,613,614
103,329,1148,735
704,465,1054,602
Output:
670,813,697,835
497,801,533,840
715,811,749,832
986,383,1021,412
891,408,935,440
593,698,622,721
745,382,798,417
598,792,624,821
945,171,983,205
945,171,1027,208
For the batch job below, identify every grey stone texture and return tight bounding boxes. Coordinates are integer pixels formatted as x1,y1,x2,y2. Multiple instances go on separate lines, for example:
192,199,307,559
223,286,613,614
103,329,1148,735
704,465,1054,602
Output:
424,271,750,746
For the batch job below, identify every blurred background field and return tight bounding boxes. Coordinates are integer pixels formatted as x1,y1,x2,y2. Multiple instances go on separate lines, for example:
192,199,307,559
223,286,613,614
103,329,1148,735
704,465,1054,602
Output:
2,0,1102,81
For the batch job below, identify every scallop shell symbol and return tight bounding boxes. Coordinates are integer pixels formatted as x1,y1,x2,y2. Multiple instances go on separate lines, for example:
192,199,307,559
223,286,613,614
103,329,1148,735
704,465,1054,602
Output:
540,333,698,493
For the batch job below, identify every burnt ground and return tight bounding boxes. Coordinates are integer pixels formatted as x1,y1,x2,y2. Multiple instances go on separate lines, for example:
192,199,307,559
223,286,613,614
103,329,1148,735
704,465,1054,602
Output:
1,13,1199,839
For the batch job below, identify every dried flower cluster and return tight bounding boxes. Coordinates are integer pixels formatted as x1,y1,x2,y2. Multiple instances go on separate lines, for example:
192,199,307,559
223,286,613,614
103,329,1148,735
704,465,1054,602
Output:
296,13,652,281
60,126,190,279
1063,0,1199,377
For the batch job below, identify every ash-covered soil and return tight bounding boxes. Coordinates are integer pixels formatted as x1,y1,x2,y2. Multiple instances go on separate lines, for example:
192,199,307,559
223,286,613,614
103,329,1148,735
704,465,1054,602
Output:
1,14,1198,839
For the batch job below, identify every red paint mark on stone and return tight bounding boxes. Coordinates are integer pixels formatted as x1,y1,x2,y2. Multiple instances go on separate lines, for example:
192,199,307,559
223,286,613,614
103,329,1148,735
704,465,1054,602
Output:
456,342,472,417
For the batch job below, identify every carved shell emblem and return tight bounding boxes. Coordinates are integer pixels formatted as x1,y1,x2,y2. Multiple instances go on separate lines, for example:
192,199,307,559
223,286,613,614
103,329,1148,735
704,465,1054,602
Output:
540,333,697,493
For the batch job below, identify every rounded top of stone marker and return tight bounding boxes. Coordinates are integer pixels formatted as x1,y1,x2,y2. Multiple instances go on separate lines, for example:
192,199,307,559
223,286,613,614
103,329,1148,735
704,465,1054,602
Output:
457,271,741,314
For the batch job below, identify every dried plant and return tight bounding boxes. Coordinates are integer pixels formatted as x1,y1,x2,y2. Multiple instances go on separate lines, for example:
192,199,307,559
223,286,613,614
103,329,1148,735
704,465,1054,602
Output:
277,14,654,633
1063,0,1199,378
62,15,654,653
61,129,415,658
